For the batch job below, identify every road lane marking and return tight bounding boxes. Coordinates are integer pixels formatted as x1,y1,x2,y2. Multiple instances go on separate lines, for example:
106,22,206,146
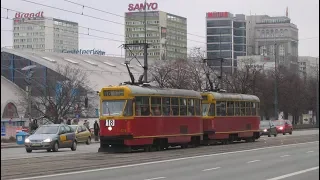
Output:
247,160,260,163
202,167,221,171
266,166,319,180
307,151,314,153
144,177,166,180
10,141,319,180
280,155,290,158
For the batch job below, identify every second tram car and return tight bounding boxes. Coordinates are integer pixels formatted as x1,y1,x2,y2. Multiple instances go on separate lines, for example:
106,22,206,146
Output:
201,92,261,144
98,85,203,152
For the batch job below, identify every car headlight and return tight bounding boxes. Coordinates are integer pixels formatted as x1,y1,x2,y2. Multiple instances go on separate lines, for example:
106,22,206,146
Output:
43,138,52,142
25,138,30,143
263,129,267,132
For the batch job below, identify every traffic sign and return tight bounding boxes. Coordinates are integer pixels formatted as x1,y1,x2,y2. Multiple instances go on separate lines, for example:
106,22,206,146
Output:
1,126,6,136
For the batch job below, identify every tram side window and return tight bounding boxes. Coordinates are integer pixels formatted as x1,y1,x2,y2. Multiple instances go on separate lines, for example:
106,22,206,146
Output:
195,99,201,116
216,101,226,116
151,97,161,116
180,98,187,116
171,98,179,116
246,102,252,116
234,102,240,115
227,101,234,116
256,102,260,116
208,103,215,116
162,97,170,116
135,96,150,116
187,99,195,116
123,99,133,116
240,102,245,116
252,102,256,116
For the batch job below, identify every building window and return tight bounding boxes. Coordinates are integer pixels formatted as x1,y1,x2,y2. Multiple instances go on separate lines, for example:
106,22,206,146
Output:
279,45,285,56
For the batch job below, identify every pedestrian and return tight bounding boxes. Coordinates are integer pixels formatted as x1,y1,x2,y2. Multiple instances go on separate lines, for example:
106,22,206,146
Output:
93,120,100,141
83,120,90,131
67,119,71,125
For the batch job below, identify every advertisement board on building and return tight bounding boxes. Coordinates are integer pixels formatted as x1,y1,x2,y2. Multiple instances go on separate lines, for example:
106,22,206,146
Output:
15,11,44,19
206,12,229,18
62,49,106,55
128,2,158,11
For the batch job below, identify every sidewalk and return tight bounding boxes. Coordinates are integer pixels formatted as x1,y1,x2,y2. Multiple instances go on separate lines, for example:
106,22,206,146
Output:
1,141,99,149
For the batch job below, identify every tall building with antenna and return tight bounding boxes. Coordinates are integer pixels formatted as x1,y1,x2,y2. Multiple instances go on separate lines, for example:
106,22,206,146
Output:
245,8,299,71
124,3,187,62
206,12,246,74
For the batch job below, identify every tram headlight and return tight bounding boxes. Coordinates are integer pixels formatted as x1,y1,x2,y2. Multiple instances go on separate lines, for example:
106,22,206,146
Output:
263,129,267,132
108,126,112,131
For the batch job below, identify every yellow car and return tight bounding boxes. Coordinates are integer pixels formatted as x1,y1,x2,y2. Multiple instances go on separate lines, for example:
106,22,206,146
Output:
69,125,92,145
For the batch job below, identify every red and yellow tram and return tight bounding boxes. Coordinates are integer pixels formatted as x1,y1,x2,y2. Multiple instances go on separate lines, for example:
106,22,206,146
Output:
201,92,261,144
98,85,203,152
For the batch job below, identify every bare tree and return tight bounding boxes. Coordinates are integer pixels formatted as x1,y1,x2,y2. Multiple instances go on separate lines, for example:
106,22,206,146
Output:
19,65,94,124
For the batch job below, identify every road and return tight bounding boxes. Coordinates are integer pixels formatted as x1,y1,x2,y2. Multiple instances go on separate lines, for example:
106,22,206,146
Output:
1,131,318,180
8,139,319,180
1,129,318,161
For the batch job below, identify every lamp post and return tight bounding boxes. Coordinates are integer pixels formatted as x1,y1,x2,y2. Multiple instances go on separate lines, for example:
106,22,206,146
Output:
274,43,278,120
316,57,319,126
21,65,37,124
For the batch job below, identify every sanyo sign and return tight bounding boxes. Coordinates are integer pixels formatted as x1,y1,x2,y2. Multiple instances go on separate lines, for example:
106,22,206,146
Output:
128,2,158,11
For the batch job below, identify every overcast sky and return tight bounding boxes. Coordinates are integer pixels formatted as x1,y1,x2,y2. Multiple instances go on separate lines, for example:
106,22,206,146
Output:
1,0,319,57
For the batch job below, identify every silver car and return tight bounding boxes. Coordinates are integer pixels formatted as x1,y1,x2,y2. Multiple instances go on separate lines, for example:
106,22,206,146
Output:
24,124,77,153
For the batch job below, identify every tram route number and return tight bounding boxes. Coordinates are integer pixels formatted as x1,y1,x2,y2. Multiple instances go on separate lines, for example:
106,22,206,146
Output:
105,119,115,127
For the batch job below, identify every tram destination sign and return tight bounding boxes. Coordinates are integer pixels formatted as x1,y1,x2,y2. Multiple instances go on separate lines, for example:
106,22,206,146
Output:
103,90,124,96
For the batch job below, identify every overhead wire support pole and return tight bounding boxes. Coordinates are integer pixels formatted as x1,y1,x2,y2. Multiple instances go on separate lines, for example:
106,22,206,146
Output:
143,0,148,83
274,42,278,120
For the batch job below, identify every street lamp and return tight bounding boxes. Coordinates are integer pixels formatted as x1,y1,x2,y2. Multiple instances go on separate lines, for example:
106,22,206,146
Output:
22,65,37,124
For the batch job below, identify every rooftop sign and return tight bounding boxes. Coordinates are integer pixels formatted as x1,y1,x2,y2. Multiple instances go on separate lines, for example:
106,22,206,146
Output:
259,18,291,24
15,11,44,19
128,2,158,11
62,49,106,56
207,12,229,18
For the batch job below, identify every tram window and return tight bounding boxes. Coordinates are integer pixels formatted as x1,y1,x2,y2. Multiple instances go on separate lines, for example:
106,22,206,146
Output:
227,101,234,116
252,102,256,116
195,99,201,116
246,102,252,115
179,98,187,116
187,99,195,116
151,97,161,116
171,98,179,116
162,97,170,116
135,96,150,116
256,102,260,116
240,102,245,116
123,99,133,116
208,103,215,116
234,102,240,115
216,101,226,116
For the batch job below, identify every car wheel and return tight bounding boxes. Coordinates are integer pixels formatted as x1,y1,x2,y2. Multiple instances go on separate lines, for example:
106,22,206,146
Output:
274,133,277,137
289,131,292,135
86,137,91,145
46,149,51,152
71,141,77,151
283,133,286,135
26,149,32,153
52,141,59,152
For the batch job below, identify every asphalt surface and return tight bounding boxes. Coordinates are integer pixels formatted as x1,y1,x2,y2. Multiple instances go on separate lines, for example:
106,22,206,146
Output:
13,140,318,180
1,131,318,180
1,129,318,161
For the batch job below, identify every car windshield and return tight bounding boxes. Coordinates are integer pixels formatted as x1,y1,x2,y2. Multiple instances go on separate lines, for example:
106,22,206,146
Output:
202,103,209,116
102,100,126,116
34,126,59,134
260,121,270,127
273,120,284,126
69,125,77,131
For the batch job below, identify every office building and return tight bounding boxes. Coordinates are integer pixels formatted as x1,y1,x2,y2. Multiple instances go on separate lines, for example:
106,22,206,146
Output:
124,10,187,62
13,11,78,52
246,13,299,71
206,12,246,74
298,56,319,79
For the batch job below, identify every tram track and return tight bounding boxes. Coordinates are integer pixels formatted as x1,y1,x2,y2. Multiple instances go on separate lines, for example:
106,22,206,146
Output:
1,134,318,180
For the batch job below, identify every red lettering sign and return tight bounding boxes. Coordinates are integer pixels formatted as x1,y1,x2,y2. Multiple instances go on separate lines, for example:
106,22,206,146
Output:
14,11,44,19
128,3,158,11
207,12,229,18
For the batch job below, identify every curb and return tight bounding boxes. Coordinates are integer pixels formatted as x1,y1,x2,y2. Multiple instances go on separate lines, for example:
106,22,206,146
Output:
1,141,99,149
